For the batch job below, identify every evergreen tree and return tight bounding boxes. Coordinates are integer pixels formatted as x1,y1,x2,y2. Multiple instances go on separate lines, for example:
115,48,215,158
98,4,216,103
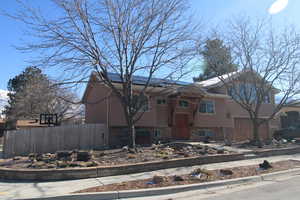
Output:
4,67,80,127
194,39,237,81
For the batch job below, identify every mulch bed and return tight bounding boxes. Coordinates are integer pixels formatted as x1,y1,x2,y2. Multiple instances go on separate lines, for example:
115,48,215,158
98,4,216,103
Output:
75,160,300,193
0,142,233,169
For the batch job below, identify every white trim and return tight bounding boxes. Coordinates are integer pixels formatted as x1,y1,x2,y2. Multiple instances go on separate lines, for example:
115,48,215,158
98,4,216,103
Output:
199,100,216,115
178,99,190,108
156,98,167,106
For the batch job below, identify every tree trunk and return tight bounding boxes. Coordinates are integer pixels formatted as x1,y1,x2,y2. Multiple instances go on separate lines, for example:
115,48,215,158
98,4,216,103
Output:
128,119,136,149
252,120,261,147
122,103,136,149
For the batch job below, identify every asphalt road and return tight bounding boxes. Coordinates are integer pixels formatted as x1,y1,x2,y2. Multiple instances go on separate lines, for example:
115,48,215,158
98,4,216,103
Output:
126,175,300,200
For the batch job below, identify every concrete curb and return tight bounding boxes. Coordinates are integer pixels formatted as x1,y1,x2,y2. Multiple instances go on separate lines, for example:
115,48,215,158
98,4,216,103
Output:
29,168,300,200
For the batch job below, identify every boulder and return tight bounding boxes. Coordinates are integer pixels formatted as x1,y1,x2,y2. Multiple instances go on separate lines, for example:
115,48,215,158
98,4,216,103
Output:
56,151,72,161
152,175,167,184
220,169,233,176
35,154,43,161
216,148,225,154
28,153,36,162
76,151,91,162
122,146,129,151
173,175,184,181
259,160,272,170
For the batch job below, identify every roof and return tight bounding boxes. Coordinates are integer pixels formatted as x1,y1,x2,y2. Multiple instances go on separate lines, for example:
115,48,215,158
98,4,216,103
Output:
81,72,191,102
16,120,47,128
103,72,190,86
195,71,240,89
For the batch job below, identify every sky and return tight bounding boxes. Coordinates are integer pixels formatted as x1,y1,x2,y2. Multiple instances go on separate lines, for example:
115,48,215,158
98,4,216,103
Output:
0,0,298,93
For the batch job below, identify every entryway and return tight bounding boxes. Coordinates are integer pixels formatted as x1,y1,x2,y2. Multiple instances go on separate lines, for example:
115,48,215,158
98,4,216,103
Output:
173,114,190,139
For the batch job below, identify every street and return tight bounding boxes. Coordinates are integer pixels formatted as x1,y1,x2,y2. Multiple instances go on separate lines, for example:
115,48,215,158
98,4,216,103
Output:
125,174,300,200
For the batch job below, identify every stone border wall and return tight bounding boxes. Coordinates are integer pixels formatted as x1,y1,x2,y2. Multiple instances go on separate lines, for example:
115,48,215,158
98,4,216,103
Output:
253,146,300,157
0,153,244,181
2,146,300,181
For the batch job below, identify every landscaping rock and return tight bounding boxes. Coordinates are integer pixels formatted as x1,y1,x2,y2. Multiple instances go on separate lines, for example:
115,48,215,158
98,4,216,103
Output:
28,153,36,162
35,154,43,161
82,161,98,167
12,156,21,161
76,151,91,162
190,168,213,180
127,154,136,159
259,160,272,170
216,148,225,154
128,148,136,154
152,175,167,184
122,146,129,151
30,161,45,169
43,153,56,163
162,142,193,151
173,175,184,181
56,161,68,168
220,169,233,176
56,151,72,161
47,164,56,168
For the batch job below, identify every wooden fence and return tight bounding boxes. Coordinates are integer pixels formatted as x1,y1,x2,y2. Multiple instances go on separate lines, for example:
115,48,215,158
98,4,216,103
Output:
3,124,108,158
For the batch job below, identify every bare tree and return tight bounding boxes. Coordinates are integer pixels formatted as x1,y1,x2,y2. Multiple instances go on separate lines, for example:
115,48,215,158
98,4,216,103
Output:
201,17,300,145
8,0,199,148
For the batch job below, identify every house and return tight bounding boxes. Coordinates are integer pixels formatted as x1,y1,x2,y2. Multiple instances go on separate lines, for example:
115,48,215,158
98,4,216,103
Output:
0,119,5,137
82,71,280,147
278,102,300,128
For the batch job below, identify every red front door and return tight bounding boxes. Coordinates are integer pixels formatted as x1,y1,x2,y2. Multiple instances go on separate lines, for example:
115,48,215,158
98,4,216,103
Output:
173,114,190,140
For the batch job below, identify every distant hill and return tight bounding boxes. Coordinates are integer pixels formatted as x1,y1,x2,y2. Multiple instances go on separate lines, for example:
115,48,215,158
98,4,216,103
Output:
0,89,8,117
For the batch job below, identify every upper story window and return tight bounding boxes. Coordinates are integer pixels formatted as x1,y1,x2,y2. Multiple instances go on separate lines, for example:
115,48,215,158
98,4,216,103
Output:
157,99,166,105
228,84,272,104
199,100,215,114
179,100,189,108
263,94,271,103
133,94,149,112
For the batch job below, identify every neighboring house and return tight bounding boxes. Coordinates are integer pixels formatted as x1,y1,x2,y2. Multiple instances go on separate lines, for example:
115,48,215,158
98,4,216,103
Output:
0,119,5,137
82,72,280,147
4,119,48,131
278,102,300,128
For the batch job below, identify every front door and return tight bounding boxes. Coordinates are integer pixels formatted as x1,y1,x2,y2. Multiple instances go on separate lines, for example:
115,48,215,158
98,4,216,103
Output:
173,114,190,139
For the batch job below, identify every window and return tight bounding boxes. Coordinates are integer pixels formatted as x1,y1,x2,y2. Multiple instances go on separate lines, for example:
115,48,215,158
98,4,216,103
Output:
154,129,161,137
179,100,189,108
228,85,271,104
199,101,215,113
157,99,166,105
133,94,149,112
194,129,214,137
263,93,271,103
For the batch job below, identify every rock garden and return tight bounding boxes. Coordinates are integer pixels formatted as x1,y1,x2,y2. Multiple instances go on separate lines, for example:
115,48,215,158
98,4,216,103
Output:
75,159,300,193
0,142,234,169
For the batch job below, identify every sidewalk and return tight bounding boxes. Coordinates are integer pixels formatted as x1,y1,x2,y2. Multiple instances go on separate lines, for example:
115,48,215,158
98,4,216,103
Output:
1,153,300,200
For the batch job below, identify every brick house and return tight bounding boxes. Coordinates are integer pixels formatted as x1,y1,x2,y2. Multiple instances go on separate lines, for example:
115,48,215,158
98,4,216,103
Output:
82,71,280,147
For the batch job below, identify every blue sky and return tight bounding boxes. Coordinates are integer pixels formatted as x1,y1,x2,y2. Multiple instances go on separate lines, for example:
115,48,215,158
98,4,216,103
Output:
0,0,298,92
